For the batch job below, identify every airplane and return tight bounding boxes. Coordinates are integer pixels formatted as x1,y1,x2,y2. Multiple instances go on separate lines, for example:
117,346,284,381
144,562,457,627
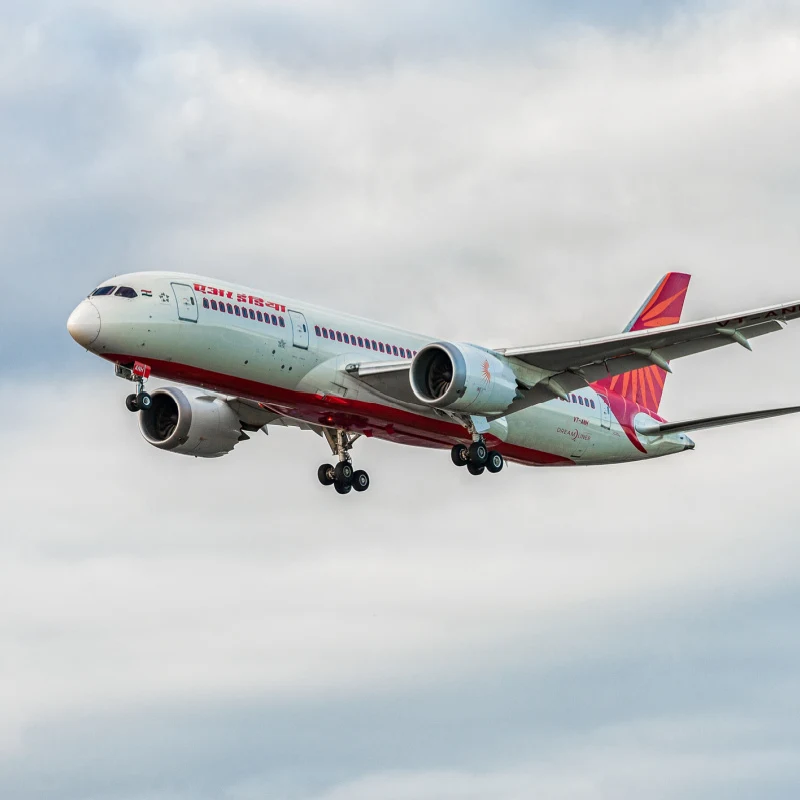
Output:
67,271,800,495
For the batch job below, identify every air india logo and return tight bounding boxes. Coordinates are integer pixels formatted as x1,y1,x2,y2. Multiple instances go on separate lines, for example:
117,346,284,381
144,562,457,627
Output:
481,359,492,385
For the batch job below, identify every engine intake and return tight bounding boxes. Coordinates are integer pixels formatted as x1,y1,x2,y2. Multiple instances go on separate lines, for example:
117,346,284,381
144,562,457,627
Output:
139,387,244,458
410,342,520,415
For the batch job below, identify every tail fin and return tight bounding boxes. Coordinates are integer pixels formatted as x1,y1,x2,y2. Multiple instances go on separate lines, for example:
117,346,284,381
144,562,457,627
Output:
596,272,691,413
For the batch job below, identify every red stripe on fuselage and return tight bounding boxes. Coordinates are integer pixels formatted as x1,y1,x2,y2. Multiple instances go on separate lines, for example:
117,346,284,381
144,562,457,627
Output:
103,354,573,467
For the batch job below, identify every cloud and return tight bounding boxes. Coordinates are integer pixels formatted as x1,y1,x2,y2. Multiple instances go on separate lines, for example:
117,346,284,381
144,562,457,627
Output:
3,1,800,373
2,0,800,798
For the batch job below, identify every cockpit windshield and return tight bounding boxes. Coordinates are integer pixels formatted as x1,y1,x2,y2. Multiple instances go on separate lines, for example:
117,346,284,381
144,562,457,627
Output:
90,285,138,298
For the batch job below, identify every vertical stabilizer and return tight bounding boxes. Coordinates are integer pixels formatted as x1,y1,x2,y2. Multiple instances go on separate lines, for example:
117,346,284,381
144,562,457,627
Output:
595,272,691,413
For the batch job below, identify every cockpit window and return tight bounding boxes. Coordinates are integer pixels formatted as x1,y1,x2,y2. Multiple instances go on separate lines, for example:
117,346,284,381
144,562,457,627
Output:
91,286,116,296
114,287,138,298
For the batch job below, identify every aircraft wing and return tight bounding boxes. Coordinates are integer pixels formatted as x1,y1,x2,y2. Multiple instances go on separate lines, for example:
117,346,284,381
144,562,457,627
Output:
315,300,800,418
500,300,800,389
636,405,800,436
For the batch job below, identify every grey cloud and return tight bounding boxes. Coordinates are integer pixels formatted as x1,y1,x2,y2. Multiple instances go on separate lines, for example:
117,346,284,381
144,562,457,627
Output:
1,371,800,798
1,573,799,799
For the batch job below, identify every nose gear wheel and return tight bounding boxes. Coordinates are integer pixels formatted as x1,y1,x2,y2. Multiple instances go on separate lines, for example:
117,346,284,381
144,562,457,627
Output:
118,363,152,413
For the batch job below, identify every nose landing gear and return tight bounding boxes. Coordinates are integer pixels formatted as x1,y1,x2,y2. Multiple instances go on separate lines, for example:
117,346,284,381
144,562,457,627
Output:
318,429,370,496
116,362,152,412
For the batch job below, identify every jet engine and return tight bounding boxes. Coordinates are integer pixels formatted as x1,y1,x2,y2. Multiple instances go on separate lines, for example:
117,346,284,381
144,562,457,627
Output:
409,342,520,416
138,388,245,458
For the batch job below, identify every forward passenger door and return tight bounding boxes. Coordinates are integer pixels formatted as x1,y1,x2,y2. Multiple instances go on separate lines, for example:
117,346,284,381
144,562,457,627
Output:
288,310,309,349
171,283,198,323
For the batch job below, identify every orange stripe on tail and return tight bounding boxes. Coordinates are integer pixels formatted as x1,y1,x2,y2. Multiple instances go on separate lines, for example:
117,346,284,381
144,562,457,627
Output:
593,272,691,414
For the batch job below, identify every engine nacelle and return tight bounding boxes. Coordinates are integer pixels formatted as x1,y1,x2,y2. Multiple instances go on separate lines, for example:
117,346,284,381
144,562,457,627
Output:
409,342,520,415
139,388,244,458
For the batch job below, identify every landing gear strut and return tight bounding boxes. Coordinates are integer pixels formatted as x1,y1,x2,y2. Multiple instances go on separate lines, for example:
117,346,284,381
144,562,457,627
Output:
116,362,152,412
318,429,370,496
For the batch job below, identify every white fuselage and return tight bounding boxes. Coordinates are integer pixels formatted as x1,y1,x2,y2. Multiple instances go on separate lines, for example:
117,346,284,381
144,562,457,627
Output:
68,272,692,466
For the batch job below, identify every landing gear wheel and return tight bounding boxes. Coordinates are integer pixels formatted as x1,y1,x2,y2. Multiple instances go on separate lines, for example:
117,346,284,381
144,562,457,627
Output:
352,470,370,492
467,462,485,476
334,462,354,485
318,464,335,486
468,441,488,466
334,480,352,495
486,451,504,474
451,444,469,467
137,392,153,411
125,394,139,412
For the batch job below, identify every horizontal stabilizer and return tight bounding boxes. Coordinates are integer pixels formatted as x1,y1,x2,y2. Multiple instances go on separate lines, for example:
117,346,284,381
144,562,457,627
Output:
636,405,800,436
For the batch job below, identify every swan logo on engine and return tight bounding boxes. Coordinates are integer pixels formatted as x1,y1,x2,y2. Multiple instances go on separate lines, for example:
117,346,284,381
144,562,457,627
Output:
481,359,491,385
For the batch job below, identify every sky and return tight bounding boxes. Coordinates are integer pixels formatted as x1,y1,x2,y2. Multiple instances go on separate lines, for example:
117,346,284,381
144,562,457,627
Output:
2,1,800,798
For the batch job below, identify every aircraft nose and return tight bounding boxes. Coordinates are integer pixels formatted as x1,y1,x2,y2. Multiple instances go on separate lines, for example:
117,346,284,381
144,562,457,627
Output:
67,300,101,348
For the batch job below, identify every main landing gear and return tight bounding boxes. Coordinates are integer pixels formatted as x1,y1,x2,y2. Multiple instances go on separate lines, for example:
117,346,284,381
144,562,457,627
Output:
449,415,504,477
450,441,504,477
318,429,370,496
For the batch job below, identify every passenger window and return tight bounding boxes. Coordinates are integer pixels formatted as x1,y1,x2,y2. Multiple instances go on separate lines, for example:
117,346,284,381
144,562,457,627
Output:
315,325,321,336
322,328,329,339
272,315,278,325
248,309,254,320
202,298,209,309
591,400,596,409
400,348,406,358
235,306,241,316
344,333,350,344
279,317,285,327
115,287,138,298
392,346,399,356
379,343,385,353
365,339,371,349
227,303,233,314
337,332,343,342
570,394,576,403
257,311,263,322
357,337,364,347
91,286,116,296
211,300,218,310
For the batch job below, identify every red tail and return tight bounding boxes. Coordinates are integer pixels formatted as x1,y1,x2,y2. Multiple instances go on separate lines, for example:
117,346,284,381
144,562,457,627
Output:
595,272,691,413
